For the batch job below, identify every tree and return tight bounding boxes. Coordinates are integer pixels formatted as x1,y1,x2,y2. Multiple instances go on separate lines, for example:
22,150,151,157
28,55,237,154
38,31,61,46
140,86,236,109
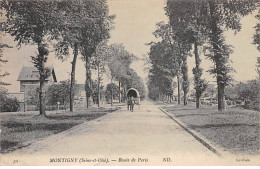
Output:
149,22,179,103
151,21,192,105
53,0,81,112
147,78,160,101
105,83,119,103
91,79,105,105
79,0,114,108
165,2,209,107
0,10,12,86
0,3,12,86
252,9,260,110
91,41,108,107
0,39,12,86
46,80,70,107
165,1,209,108
25,86,40,107
177,42,191,106
107,44,135,105
253,9,260,51
125,69,146,100
0,87,20,112
193,41,208,108
235,80,260,109
2,0,59,116
166,0,258,110
257,57,260,110
148,41,176,101
53,0,114,111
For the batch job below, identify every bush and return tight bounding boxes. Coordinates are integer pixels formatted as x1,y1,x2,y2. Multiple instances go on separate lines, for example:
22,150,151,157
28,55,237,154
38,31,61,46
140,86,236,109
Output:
226,100,232,105
242,100,255,110
1,97,20,112
236,100,243,105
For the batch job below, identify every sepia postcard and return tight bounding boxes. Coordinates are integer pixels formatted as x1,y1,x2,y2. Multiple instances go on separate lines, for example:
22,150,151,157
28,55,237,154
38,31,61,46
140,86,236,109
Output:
0,0,259,166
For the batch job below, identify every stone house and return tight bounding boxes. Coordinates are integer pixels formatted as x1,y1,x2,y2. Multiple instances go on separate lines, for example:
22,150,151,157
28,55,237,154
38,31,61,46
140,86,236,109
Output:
17,66,57,92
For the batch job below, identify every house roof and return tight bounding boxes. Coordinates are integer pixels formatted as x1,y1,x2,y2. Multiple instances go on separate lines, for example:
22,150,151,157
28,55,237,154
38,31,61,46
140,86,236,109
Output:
17,66,57,82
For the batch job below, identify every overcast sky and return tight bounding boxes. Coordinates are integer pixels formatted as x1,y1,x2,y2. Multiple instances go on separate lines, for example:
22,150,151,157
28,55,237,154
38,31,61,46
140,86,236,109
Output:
1,0,259,92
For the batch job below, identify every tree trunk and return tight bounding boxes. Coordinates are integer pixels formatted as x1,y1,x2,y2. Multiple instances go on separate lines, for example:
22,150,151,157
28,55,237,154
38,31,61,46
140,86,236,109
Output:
122,88,125,102
70,43,78,112
209,1,226,111
86,97,89,108
111,78,113,106
97,66,100,107
119,81,121,103
217,82,226,111
85,56,92,108
194,40,201,109
196,95,200,109
39,73,46,116
258,86,260,111
177,73,181,105
194,41,200,70
183,92,188,106
181,52,189,106
258,60,260,111
38,44,46,117
258,79,260,111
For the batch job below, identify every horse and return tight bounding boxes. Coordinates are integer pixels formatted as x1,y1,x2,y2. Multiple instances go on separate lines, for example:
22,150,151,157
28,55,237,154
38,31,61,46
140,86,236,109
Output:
127,97,135,112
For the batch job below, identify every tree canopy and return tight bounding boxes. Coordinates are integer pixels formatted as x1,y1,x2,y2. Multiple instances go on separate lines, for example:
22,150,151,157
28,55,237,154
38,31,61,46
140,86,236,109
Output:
166,0,259,110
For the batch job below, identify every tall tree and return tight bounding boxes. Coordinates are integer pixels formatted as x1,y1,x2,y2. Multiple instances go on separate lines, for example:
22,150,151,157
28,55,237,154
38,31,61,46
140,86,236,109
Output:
0,36,12,86
125,68,146,100
105,82,119,104
91,79,105,105
165,1,208,108
151,22,192,105
2,0,59,116
0,8,12,86
179,45,190,106
91,41,108,107
151,22,181,103
253,9,260,110
46,80,70,107
253,9,260,51
53,0,81,112
256,57,260,110
79,0,114,108
166,0,258,110
53,0,114,110
148,39,177,102
192,41,208,108
107,44,134,105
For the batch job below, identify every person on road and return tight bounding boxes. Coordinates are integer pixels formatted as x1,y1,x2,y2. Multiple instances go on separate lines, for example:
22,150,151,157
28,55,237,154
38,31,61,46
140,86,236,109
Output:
127,96,135,112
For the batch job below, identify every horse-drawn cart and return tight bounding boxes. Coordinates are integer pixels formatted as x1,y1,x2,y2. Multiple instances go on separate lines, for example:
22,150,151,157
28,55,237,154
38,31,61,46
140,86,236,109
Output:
126,88,140,111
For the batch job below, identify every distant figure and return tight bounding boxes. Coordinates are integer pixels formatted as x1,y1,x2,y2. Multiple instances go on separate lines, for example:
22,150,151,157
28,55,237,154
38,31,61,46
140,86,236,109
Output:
127,96,135,112
136,97,140,110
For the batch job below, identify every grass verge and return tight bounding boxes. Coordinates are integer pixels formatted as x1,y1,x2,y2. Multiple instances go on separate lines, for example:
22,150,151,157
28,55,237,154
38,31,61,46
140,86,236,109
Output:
161,103,260,155
0,106,120,154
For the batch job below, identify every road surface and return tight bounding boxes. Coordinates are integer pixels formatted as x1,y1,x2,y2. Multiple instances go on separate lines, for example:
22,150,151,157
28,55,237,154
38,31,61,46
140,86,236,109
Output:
0,101,244,165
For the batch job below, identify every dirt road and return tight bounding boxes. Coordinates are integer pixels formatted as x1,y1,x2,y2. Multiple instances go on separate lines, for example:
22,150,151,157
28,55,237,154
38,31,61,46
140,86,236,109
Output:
1,101,253,165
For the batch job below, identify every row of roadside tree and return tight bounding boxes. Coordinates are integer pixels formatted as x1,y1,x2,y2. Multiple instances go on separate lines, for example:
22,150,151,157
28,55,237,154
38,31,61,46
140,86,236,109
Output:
147,0,260,110
0,0,145,114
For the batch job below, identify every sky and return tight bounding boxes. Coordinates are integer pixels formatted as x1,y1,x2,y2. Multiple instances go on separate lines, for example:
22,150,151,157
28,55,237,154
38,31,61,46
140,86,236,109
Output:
1,0,259,92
